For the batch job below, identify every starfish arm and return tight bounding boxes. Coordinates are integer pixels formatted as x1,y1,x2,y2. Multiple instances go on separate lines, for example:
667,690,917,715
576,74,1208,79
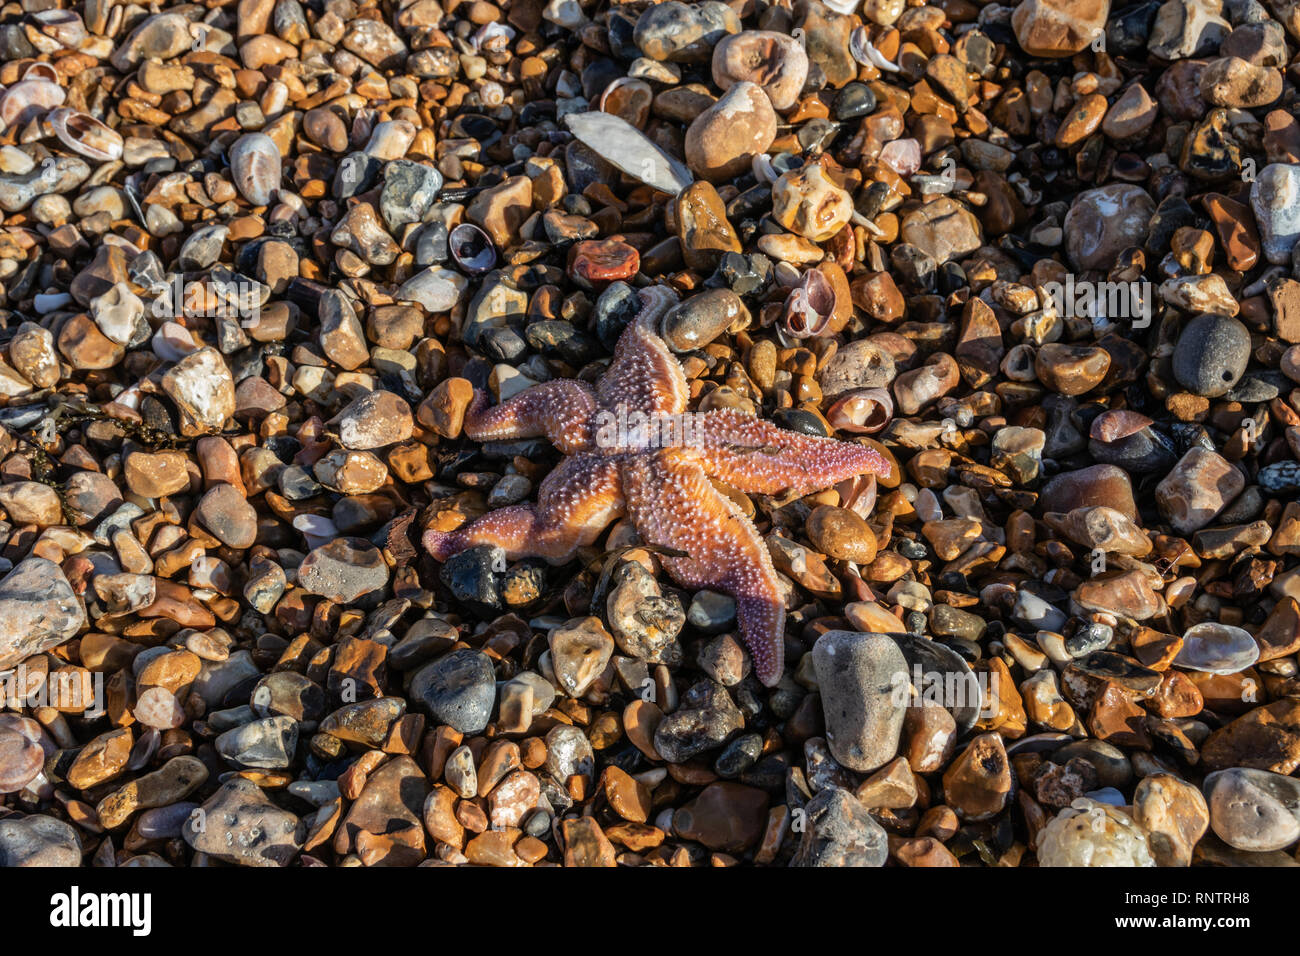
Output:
597,286,691,418
463,381,596,455
691,408,890,497
423,453,625,563
621,448,786,686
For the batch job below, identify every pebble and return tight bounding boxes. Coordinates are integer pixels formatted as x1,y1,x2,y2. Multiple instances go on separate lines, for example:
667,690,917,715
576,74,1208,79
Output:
1172,313,1251,397
673,782,769,852
1175,622,1261,674
1202,699,1300,774
1205,768,1300,851
685,82,777,183
772,161,854,242
660,288,748,352
653,680,743,763
0,0,1297,872
635,1,740,62
812,631,908,772
1251,164,1300,264
411,650,497,735
548,617,615,697
1155,448,1245,534
791,787,888,867
298,538,389,604
1064,184,1156,270
1013,0,1109,57
1133,774,1209,867
216,716,298,770
1037,798,1156,867
712,32,808,111
0,725,44,794
183,777,302,867
0,558,86,670
0,815,81,867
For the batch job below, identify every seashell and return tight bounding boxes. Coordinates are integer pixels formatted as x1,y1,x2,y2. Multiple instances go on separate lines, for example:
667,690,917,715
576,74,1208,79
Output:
32,9,88,48
448,222,497,274
472,21,515,54
836,472,877,520
850,26,900,71
478,81,505,108
47,107,124,162
227,132,281,207
23,63,60,84
0,79,65,130
599,77,653,129
752,152,778,185
1090,409,1155,442
827,387,894,434
822,0,861,13
564,110,693,194
781,267,837,338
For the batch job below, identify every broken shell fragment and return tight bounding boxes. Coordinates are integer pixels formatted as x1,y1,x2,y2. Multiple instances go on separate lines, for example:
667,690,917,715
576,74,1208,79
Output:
23,63,60,83
850,27,900,72
47,108,124,162
0,79,66,130
782,267,837,339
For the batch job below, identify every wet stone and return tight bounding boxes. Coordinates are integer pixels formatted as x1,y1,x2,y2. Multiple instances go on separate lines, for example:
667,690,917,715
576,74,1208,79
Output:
182,777,302,867
0,815,81,867
410,649,497,735
791,787,888,867
653,680,743,763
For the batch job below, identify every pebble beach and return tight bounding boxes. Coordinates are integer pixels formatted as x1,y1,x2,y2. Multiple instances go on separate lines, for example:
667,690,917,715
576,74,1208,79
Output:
0,0,1298,870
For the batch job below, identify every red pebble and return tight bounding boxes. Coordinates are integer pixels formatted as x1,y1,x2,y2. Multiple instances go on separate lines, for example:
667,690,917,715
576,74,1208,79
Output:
569,239,640,283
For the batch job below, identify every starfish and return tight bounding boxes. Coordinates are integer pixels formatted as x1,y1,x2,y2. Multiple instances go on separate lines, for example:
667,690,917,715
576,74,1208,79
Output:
424,286,889,686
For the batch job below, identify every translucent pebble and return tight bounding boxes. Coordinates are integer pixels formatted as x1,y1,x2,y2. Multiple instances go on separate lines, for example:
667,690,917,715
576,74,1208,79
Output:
1037,798,1156,867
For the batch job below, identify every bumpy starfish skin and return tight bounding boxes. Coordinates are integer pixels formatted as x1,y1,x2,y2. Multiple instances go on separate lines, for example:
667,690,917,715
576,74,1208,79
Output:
424,286,890,686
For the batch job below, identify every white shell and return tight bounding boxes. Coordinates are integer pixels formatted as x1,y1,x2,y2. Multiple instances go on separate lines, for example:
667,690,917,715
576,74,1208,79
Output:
564,110,693,194
751,152,778,185
850,27,900,72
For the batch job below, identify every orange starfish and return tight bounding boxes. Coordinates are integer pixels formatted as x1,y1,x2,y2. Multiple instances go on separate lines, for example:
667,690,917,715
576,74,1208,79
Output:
424,286,889,685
